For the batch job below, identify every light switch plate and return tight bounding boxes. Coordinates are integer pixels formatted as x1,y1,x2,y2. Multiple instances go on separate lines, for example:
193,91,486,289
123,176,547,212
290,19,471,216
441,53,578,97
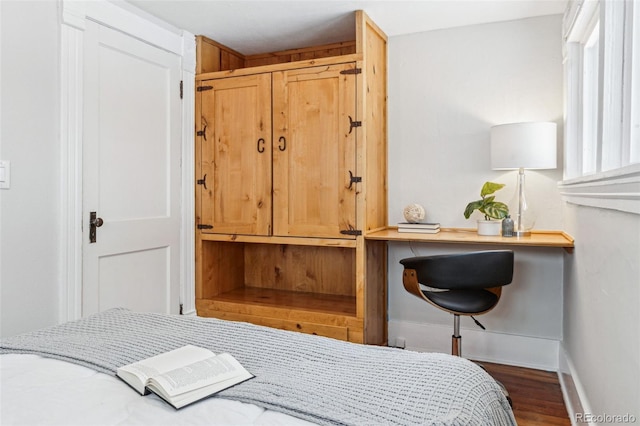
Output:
0,160,10,189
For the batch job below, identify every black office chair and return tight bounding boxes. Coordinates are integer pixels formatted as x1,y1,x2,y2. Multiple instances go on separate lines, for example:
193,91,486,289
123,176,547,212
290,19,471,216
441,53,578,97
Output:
400,250,514,357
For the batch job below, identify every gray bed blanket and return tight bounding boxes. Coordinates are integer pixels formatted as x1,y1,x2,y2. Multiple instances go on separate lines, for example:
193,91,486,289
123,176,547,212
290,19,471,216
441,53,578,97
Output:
1,308,516,426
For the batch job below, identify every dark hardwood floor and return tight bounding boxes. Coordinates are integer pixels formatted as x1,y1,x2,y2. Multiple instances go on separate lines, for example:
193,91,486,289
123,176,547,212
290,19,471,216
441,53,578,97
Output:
480,362,572,425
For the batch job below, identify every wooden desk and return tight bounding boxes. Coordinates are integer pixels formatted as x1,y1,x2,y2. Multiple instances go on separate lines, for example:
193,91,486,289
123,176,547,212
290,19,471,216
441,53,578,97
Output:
365,227,575,253
368,227,573,356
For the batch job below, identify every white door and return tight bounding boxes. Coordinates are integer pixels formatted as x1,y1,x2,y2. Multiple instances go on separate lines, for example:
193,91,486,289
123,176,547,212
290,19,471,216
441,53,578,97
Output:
82,21,182,316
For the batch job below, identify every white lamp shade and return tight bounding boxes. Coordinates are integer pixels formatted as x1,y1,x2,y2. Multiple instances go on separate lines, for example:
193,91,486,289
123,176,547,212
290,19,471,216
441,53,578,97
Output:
490,122,557,170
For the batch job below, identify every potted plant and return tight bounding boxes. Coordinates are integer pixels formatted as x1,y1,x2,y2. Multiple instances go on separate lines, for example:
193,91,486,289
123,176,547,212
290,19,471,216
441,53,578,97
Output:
463,181,509,236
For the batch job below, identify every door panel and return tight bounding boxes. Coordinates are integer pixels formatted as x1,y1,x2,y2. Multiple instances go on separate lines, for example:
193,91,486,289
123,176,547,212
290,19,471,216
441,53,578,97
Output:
98,46,171,221
198,74,272,235
272,63,357,238
82,21,182,316
98,247,170,313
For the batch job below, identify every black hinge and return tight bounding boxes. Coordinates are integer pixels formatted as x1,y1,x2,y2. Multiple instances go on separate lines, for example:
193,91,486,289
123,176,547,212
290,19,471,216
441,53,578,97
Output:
197,224,213,230
196,174,207,189
180,80,183,99
340,228,362,236
348,170,362,189
197,85,213,92
340,68,362,75
348,116,362,134
197,124,207,140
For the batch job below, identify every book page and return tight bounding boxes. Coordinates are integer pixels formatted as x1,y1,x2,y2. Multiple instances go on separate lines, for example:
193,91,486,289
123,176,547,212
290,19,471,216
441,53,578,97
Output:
117,345,215,393
150,353,249,397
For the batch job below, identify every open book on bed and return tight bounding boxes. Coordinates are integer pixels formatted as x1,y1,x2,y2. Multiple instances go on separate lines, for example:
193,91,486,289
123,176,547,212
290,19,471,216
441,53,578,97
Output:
116,344,254,409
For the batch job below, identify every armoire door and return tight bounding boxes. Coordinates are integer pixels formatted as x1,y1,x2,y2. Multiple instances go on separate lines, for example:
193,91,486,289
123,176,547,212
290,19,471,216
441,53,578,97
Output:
82,20,182,316
198,74,272,235
272,63,358,238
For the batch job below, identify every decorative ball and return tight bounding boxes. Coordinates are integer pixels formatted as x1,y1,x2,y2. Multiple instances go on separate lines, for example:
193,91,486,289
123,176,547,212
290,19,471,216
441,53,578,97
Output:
403,204,426,223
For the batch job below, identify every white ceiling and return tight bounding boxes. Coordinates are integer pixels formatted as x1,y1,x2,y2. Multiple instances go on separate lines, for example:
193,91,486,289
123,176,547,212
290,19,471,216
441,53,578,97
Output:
126,0,568,55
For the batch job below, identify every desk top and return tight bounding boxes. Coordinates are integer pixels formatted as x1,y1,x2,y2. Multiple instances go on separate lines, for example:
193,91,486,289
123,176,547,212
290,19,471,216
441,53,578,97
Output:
365,227,575,252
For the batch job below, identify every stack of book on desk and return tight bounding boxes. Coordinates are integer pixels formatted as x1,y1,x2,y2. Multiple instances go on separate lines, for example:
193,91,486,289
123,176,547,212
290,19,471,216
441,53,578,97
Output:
397,222,440,234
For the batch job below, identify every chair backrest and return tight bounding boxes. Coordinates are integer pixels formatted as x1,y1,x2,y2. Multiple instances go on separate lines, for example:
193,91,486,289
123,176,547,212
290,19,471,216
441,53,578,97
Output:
400,250,514,290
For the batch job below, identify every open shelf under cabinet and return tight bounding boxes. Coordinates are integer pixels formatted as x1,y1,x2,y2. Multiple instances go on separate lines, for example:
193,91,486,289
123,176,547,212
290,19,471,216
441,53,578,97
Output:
204,287,357,317
196,240,360,340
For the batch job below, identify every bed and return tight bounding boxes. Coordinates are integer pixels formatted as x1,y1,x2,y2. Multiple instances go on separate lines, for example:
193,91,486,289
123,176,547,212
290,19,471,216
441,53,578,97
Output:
1,308,516,425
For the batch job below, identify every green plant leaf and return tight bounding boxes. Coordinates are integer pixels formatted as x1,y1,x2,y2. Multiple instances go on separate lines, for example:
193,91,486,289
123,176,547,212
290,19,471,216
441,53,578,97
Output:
464,200,483,219
483,201,509,219
465,181,508,221
480,182,506,198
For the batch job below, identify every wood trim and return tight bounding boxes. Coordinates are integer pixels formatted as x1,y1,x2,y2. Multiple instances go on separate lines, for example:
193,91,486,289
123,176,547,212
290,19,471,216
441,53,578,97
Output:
198,291,357,318
196,35,246,74
360,10,388,232
180,71,196,314
196,36,357,73
194,71,204,302
366,227,575,252
244,41,356,68
204,310,351,340
199,233,357,248
196,37,360,73
195,54,363,80
358,10,388,43
246,41,356,59
196,35,245,60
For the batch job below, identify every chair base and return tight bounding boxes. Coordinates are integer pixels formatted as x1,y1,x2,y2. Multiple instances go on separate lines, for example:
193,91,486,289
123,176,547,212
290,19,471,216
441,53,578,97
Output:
452,335,461,356
452,314,462,356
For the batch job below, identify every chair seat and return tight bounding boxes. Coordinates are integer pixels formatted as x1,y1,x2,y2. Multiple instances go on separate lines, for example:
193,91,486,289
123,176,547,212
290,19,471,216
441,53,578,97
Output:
423,288,498,314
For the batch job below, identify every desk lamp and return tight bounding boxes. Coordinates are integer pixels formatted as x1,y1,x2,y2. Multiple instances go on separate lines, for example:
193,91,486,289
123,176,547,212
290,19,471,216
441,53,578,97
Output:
490,122,557,236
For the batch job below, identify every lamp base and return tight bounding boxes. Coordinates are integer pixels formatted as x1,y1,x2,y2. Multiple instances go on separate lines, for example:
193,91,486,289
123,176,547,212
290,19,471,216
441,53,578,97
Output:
510,168,534,238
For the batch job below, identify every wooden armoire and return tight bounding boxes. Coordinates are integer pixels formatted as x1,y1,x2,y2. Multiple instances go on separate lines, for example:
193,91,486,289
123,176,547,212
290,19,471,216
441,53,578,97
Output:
194,11,388,345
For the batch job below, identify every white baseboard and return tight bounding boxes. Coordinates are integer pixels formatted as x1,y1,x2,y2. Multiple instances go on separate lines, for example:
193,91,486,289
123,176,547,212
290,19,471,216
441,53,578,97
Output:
388,319,560,371
558,347,593,426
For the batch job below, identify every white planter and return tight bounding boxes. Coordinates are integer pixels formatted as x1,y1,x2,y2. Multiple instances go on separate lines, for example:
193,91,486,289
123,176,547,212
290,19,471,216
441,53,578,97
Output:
477,220,502,236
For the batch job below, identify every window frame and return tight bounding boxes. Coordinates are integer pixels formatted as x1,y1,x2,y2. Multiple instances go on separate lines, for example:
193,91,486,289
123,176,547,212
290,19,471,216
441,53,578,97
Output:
561,0,640,215
581,19,599,175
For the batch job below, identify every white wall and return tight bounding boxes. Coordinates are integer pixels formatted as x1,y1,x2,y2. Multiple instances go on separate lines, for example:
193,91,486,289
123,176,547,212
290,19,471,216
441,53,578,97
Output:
387,15,565,369
562,204,639,420
388,15,564,228
0,1,61,337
